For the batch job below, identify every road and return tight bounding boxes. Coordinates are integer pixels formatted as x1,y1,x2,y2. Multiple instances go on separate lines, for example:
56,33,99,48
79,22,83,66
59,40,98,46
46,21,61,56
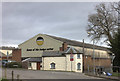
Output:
2,68,114,81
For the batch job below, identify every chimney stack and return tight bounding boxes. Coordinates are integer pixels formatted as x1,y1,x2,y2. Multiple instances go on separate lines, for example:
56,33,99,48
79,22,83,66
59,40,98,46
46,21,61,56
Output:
62,42,67,51
59,42,68,51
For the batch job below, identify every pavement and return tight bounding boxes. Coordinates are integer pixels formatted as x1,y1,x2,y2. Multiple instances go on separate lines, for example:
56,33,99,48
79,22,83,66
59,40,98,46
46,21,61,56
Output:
86,73,120,81
1,68,115,81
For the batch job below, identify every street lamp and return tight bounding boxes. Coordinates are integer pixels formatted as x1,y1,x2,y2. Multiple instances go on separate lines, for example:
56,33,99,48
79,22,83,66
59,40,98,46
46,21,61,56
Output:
87,32,95,75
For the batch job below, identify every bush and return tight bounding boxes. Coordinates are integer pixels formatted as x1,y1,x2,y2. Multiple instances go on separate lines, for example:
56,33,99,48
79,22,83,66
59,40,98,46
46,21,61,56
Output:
1,79,9,81
7,62,22,68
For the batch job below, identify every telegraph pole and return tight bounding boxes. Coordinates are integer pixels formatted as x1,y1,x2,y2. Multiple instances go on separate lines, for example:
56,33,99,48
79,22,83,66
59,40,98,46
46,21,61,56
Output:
7,51,9,60
93,40,95,75
82,39,85,73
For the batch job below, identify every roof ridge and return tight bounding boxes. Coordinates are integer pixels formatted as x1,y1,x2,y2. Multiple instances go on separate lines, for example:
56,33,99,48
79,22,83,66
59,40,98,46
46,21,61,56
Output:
45,34,109,51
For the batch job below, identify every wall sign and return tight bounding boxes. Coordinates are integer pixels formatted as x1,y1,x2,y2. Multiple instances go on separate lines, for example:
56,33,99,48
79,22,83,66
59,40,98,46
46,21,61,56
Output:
36,37,44,45
26,48,54,51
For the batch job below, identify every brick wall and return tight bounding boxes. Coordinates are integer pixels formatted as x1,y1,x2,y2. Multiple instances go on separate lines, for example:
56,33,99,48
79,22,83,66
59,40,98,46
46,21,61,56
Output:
22,61,28,69
12,49,21,62
83,55,111,71
59,42,68,51
62,42,67,51
2,57,12,60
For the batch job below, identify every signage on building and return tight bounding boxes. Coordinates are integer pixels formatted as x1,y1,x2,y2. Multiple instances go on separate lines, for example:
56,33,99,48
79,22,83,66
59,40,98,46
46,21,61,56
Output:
26,36,54,51
26,48,54,51
36,37,44,45
70,53,74,61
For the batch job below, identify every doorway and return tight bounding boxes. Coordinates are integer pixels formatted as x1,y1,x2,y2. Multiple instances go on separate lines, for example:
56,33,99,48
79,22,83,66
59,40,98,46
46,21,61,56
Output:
37,62,41,70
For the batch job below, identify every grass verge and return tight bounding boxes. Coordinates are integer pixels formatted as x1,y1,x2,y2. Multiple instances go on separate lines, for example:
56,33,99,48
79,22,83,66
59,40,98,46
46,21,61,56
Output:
112,72,120,77
1,78,9,81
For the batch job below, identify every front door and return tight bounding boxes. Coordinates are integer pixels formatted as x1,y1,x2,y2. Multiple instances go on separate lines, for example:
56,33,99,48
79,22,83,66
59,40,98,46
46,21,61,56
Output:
37,62,40,70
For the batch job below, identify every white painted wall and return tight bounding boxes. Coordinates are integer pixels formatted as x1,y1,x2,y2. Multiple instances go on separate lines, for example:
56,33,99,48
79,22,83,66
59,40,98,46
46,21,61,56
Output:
43,57,66,71
42,54,83,72
0,50,12,55
28,62,37,70
65,54,83,72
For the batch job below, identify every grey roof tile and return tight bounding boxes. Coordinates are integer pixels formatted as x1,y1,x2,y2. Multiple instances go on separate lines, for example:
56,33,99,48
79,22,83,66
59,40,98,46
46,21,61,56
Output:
0,46,16,50
42,51,64,57
46,34,109,51
22,57,42,62
42,47,83,57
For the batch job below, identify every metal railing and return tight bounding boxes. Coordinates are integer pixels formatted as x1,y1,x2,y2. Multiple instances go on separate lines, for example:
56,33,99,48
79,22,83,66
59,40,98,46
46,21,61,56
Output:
84,66,120,80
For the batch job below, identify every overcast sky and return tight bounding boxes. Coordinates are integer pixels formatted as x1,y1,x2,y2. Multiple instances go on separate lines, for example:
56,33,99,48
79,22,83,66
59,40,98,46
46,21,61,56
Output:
2,2,108,47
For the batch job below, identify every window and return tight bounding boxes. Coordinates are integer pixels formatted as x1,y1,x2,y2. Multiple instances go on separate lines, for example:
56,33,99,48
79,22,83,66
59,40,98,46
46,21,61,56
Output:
77,54,80,59
50,63,55,69
77,63,81,70
28,62,31,67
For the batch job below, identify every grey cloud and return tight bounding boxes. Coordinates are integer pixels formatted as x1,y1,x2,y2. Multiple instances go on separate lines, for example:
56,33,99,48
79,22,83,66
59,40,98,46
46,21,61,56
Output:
2,2,105,47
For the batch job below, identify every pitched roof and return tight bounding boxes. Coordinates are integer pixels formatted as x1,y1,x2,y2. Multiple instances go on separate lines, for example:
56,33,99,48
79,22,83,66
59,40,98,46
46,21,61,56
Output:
42,47,83,57
18,33,109,51
42,51,64,57
0,51,12,57
22,57,42,62
64,47,83,54
46,34,109,51
0,46,16,50
0,51,6,57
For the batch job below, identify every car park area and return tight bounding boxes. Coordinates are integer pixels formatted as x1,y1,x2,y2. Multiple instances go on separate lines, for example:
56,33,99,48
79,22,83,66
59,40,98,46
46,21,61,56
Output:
1,68,115,81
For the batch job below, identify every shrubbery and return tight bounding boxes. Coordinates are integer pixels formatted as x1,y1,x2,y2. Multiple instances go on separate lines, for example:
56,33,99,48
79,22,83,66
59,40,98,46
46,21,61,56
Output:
1,79,9,81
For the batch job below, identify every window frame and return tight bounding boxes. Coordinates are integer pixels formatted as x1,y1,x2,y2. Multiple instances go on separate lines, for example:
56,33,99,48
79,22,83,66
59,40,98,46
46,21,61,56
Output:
28,62,32,67
77,63,81,70
50,63,55,69
77,54,81,59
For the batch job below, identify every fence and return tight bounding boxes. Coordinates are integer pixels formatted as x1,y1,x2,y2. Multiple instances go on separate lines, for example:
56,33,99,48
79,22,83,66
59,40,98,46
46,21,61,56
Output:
84,66,120,80
3,68,21,81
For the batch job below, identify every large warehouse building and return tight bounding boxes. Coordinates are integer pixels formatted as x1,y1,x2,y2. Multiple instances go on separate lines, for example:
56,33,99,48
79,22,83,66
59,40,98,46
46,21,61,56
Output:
12,34,112,73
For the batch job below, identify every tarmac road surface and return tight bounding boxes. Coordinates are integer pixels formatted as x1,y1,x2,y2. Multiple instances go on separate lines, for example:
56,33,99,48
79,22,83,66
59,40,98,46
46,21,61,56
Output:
2,68,115,81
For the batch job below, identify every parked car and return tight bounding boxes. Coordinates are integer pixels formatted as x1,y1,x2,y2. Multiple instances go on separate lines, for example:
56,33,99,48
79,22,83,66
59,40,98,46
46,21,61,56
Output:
0,60,2,66
2,59,8,66
2,59,16,67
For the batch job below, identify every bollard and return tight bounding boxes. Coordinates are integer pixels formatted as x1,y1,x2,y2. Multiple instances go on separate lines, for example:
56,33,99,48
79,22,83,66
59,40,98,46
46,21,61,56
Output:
12,70,14,81
17,74,20,81
5,67,7,79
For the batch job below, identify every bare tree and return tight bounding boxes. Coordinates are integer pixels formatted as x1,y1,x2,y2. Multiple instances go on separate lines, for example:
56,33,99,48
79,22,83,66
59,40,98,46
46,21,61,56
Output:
87,2,120,68
111,2,120,27
111,2,120,14
87,3,118,44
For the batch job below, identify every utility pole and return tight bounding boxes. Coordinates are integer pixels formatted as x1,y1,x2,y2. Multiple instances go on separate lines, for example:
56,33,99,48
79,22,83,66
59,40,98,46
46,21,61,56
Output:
93,40,95,75
7,51,9,60
70,49,73,72
71,60,72,71
82,39,85,73
87,32,95,75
